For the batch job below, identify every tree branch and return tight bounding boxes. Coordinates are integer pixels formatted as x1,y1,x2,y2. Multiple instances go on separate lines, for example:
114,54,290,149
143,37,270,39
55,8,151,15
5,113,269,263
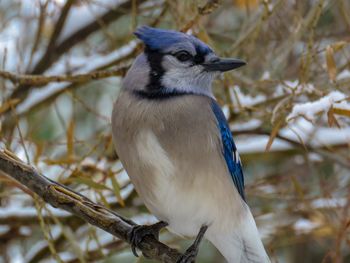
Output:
44,0,76,61
0,66,128,86
8,0,147,103
0,149,182,263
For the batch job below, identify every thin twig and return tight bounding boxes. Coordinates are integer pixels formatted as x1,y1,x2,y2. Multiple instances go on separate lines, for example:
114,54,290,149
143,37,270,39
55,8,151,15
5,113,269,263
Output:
0,67,128,86
181,0,220,32
7,0,147,104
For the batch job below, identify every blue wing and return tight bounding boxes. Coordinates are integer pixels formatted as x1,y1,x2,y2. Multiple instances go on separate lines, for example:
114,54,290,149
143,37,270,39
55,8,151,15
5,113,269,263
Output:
211,99,245,201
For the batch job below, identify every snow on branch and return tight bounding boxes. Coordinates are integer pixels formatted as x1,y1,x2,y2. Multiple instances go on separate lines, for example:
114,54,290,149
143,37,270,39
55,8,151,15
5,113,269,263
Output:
287,91,350,122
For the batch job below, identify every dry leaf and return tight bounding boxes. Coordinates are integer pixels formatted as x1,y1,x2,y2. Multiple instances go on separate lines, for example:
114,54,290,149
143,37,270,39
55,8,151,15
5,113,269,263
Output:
73,176,111,191
98,192,111,209
43,157,77,165
235,0,259,9
265,120,283,152
67,118,75,157
326,45,337,81
331,41,348,52
110,170,125,207
332,107,350,118
291,175,304,199
0,99,20,115
327,107,340,128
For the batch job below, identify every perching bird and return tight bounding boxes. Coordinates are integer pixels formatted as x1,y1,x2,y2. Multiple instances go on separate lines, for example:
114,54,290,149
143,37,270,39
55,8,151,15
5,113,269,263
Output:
112,26,270,263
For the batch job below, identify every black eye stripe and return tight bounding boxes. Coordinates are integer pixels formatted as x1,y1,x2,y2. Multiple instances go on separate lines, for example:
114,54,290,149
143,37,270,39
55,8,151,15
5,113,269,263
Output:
172,51,192,62
193,54,205,64
166,50,205,64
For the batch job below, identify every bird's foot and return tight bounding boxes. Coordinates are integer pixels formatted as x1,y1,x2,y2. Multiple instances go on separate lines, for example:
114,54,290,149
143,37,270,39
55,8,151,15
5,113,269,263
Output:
127,221,168,257
177,225,208,263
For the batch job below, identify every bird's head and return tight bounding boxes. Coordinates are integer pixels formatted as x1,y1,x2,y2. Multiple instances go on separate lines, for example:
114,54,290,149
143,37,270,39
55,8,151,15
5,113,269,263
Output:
125,26,246,98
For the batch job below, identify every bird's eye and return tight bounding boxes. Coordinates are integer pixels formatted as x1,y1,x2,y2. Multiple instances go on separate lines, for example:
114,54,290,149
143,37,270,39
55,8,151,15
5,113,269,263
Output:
174,51,192,62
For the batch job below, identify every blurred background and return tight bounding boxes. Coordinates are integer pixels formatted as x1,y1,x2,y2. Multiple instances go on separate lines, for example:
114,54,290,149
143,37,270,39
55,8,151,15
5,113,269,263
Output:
0,0,349,262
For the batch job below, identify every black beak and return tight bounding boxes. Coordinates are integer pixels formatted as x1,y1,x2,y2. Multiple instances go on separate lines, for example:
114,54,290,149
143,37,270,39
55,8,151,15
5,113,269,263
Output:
202,57,246,72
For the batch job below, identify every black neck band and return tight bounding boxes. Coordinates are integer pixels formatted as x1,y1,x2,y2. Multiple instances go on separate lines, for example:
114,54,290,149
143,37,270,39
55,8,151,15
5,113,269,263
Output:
133,89,194,100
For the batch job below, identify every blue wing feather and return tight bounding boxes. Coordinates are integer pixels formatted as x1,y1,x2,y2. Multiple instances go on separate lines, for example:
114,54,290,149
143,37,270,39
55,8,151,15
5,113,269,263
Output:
211,99,245,201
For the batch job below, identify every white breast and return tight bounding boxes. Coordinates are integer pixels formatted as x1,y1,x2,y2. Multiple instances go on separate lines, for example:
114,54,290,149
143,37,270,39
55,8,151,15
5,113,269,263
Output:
134,128,245,239
136,129,175,178
135,129,215,237
135,129,177,221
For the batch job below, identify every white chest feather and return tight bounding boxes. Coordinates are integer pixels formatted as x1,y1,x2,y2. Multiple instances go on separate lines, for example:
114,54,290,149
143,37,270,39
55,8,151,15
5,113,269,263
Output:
135,130,176,219
136,129,175,178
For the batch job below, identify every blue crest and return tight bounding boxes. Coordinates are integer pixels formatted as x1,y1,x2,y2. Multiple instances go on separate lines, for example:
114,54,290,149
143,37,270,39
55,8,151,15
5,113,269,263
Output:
134,26,212,54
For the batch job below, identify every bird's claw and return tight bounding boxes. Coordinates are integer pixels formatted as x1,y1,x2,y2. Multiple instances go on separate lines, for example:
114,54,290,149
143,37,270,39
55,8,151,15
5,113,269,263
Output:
176,244,198,263
127,221,168,257
176,225,208,263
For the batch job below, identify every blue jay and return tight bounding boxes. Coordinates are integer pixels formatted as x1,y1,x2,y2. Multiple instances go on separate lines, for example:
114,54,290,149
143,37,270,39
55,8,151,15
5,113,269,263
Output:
112,26,270,263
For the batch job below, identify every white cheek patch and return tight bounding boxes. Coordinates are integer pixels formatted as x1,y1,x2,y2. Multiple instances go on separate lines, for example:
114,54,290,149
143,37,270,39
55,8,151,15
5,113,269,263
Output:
162,68,195,89
136,130,175,177
161,67,215,98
